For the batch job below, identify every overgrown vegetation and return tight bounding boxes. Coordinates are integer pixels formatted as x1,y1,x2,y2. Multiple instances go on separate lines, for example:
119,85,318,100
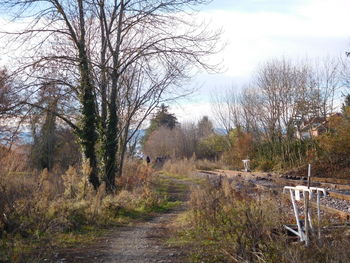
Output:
173,179,350,263
0,152,176,263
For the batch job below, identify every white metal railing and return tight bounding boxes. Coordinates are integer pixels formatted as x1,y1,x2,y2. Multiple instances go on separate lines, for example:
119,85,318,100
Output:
283,185,326,242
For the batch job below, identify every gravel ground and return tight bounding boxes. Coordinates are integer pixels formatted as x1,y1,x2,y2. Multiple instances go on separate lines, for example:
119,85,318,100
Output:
53,210,185,263
320,196,350,213
104,211,185,263
53,175,191,263
254,177,350,215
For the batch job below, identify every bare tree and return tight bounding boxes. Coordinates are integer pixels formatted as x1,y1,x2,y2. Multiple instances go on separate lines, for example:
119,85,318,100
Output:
0,0,220,192
311,56,341,119
240,86,265,137
144,126,182,158
0,69,24,146
211,87,243,135
213,57,342,145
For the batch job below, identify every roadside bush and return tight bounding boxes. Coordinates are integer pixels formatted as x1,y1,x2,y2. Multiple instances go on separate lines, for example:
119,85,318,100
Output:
221,129,253,169
178,178,350,263
196,134,229,160
119,159,153,190
184,181,283,263
253,158,276,172
0,156,167,262
318,113,350,158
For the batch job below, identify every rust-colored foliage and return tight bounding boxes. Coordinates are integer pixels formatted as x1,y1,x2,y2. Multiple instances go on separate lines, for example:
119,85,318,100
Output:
118,160,153,190
222,129,253,169
318,112,350,155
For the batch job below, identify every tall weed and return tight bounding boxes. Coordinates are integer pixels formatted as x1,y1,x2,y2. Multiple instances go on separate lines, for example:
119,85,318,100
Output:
0,156,166,262
179,179,350,263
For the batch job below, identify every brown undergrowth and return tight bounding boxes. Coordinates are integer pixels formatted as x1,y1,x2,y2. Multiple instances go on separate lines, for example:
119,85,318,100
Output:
173,177,350,263
161,158,225,178
0,153,172,263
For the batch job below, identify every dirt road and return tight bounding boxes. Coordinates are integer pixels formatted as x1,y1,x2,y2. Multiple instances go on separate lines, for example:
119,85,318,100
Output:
103,209,185,263
53,176,190,263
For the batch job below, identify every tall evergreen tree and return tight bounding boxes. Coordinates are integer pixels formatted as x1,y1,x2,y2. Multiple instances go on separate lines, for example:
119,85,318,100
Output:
152,104,178,130
197,116,213,139
143,104,178,145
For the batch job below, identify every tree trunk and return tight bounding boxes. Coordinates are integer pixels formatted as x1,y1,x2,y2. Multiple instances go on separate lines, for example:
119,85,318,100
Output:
104,0,124,193
105,93,118,193
116,124,129,178
77,0,100,190
40,99,57,171
78,56,100,190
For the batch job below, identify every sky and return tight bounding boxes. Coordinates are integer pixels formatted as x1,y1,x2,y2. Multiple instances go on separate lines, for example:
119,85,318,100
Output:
1,0,349,127
171,0,350,124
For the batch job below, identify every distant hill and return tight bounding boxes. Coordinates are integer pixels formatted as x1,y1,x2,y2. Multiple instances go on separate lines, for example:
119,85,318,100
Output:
213,128,227,135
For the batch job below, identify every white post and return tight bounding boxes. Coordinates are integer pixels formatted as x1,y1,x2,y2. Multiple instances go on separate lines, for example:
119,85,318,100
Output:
283,185,325,245
242,159,250,172
304,192,309,246
317,191,321,239
290,189,304,241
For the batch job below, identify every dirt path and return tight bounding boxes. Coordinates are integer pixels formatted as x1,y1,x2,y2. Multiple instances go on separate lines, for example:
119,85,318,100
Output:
53,176,190,263
103,209,185,263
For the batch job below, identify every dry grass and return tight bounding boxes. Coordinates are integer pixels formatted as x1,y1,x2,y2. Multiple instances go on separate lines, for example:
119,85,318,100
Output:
176,177,350,263
0,152,168,263
162,158,196,177
118,159,153,190
186,180,282,263
161,158,226,178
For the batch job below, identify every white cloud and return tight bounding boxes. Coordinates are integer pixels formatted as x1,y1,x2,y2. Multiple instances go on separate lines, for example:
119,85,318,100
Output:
199,2,350,77
173,0,350,122
171,102,215,124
